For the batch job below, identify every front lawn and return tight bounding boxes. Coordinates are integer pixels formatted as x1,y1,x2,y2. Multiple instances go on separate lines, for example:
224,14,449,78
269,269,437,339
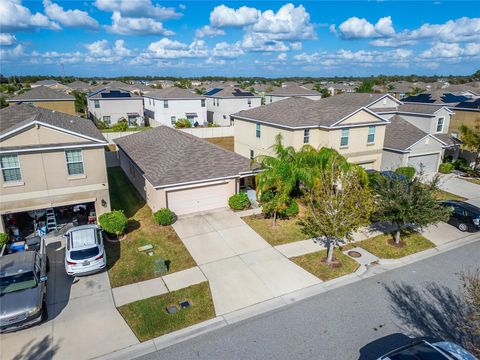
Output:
355,232,435,259
433,189,466,201
460,177,480,186
242,214,306,246
291,248,359,281
118,282,215,342
106,167,196,288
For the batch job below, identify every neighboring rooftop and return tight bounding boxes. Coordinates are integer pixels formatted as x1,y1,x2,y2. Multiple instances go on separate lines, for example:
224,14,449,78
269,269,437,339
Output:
32,79,60,86
383,115,429,151
267,86,321,97
204,86,258,98
68,80,93,92
432,133,463,148
0,103,106,142
114,126,253,188
88,88,142,99
145,87,203,99
234,93,388,128
8,86,74,102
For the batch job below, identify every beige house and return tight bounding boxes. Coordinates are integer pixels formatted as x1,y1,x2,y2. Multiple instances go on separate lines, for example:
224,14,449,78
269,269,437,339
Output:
233,93,397,170
8,86,76,116
0,104,110,233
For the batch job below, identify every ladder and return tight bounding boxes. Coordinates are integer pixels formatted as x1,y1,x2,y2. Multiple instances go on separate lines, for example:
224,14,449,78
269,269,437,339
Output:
46,208,57,232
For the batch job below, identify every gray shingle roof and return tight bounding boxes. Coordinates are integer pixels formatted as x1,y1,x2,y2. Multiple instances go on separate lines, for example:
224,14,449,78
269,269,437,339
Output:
234,93,387,128
432,133,463,147
0,103,106,142
9,86,74,101
33,80,59,86
205,87,259,98
383,115,428,151
397,103,447,114
267,86,320,96
114,126,254,188
88,88,142,99
68,81,93,92
145,87,203,100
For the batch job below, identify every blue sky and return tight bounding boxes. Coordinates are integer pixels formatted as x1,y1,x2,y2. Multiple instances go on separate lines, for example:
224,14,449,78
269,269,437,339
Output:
1,1,479,77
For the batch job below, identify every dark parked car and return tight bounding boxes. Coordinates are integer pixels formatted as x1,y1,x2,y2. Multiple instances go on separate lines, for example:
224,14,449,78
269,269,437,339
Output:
440,200,480,232
377,340,476,360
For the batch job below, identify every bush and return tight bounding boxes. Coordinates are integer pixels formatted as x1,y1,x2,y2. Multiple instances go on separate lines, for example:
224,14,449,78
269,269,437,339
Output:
280,199,299,218
207,122,219,128
153,208,176,226
174,118,191,129
228,192,251,210
96,120,107,130
438,162,454,174
453,157,468,170
99,210,128,236
395,166,416,180
0,233,8,248
112,118,128,132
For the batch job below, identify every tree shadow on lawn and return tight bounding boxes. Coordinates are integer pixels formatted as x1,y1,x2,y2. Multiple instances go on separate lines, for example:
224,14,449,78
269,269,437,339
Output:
383,280,475,351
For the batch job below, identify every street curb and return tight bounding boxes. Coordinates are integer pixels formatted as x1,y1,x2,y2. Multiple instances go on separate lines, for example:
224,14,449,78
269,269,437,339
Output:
94,233,480,360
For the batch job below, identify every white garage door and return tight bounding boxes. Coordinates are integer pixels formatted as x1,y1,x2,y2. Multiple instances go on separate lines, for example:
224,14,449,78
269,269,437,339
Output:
167,183,230,215
407,153,440,173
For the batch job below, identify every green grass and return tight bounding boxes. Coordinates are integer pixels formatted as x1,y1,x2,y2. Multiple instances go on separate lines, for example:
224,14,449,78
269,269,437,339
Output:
461,177,480,186
242,214,306,246
291,248,359,281
118,282,215,342
355,232,435,259
205,136,234,151
433,189,467,201
106,167,196,288
101,126,151,133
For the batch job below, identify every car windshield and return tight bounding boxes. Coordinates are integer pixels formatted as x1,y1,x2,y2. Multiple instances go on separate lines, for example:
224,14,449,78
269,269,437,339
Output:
387,343,451,360
0,271,37,295
70,246,100,261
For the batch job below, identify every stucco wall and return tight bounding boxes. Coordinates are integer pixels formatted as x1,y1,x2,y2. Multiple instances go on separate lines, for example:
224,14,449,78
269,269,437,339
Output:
144,97,207,126
13,100,76,116
87,98,144,125
381,150,406,170
207,97,262,126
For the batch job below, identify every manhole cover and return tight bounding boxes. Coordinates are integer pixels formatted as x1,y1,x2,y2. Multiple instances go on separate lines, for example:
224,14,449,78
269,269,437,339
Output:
347,250,362,258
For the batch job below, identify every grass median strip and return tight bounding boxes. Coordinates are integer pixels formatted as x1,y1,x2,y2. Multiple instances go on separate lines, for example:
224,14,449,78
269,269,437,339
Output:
291,249,359,281
433,189,466,201
118,282,215,342
355,232,435,259
242,215,306,246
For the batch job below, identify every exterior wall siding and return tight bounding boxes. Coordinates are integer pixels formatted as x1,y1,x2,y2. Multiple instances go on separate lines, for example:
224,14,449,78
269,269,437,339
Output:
12,100,76,116
87,98,144,125
207,97,262,126
143,97,207,127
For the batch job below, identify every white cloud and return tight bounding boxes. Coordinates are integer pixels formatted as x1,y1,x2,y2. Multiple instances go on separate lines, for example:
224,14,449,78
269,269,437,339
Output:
43,0,99,29
210,5,259,28
277,53,287,61
338,16,394,39
420,42,480,59
146,38,208,59
212,42,244,58
94,0,182,20
0,33,16,46
0,0,59,32
114,39,131,56
369,38,416,47
195,25,225,38
106,12,174,36
0,44,25,61
405,17,480,43
241,33,290,52
85,39,112,57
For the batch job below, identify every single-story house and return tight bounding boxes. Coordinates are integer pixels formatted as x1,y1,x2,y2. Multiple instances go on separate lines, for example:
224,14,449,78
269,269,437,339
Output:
114,126,257,215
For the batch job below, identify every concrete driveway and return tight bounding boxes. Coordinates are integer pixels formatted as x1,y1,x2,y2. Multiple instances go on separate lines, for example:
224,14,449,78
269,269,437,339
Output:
431,173,480,206
173,210,321,315
0,235,137,360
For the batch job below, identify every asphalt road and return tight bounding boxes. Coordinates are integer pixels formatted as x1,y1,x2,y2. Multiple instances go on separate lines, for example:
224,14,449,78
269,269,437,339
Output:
136,241,480,360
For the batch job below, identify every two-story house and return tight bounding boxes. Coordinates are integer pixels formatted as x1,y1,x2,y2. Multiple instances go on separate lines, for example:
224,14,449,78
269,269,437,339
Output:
265,86,321,104
205,87,262,126
8,86,76,116
143,87,207,127
0,104,110,233
233,93,394,170
87,88,144,127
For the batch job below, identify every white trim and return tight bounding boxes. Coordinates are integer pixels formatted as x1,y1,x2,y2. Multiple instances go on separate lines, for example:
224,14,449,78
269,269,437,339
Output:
0,142,106,154
0,153,23,183
144,95,205,101
8,98,73,102
376,110,435,118
164,180,230,192
367,93,403,107
329,107,390,128
405,134,443,151
435,117,445,133
383,147,410,154
154,175,240,189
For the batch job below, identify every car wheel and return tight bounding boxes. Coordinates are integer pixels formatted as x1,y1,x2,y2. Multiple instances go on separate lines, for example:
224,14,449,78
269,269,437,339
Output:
458,223,468,232
46,256,50,273
41,300,48,322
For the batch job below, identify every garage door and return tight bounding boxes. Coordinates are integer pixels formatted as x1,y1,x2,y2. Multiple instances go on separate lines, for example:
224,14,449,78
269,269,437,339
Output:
407,153,440,173
167,183,230,215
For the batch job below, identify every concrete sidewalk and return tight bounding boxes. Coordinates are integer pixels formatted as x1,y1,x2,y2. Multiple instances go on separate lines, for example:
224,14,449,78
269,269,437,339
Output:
427,173,480,206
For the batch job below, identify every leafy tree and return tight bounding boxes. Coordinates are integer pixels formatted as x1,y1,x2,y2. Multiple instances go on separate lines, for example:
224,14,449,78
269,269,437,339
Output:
194,87,205,95
0,96,8,109
174,79,192,89
298,150,373,264
387,84,395,91
71,90,87,115
459,120,480,169
99,210,128,236
459,269,480,357
407,87,424,96
356,81,374,93
371,174,451,245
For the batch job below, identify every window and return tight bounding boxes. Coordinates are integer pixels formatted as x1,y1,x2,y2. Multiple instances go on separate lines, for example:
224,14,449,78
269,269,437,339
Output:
201,99,205,107
304,129,310,144
103,116,111,126
216,98,220,106
94,100,100,108
1,155,21,182
256,123,261,138
436,117,444,133
367,126,376,144
269,96,273,103
340,128,349,147
170,116,176,125
248,99,252,107
163,100,168,108
65,150,84,176
249,150,254,160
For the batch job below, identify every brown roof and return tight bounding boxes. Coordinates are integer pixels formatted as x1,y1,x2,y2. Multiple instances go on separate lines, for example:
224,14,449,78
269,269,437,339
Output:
9,86,74,101
383,115,428,151
267,86,320,97
114,126,254,188
145,87,204,100
234,93,388,128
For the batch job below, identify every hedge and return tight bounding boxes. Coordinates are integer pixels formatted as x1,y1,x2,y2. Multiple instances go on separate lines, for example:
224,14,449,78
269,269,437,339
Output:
153,208,176,226
280,199,299,218
0,233,8,249
438,162,454,174
98,210,128,235
395,166,416,180
228,192,251,210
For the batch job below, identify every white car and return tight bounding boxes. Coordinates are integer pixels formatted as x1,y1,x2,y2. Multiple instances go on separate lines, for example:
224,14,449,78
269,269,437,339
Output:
64,225,106,276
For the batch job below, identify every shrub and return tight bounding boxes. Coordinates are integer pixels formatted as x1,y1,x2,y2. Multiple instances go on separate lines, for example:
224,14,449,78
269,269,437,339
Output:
0,233,8,248
153,208,176,226
438,162,453,174
95,120,107,130
453,157,468,170
99,210,128,236
228,192,251,210
174,118,191,129
112,118,128,132
207,122,219,128
280,199,299,218
395,166,416,180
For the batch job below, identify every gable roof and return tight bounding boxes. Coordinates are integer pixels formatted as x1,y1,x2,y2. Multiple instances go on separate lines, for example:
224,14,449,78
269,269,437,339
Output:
267,86,320,97
114,126,254,188
233,93,390,129
8,86,74,102
145,87,203,100
0,103,106,143
33,80,59,86
431,133,463,148
88,88,142,99
68,80,93,92
383,115,431,151
204,86,259,98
